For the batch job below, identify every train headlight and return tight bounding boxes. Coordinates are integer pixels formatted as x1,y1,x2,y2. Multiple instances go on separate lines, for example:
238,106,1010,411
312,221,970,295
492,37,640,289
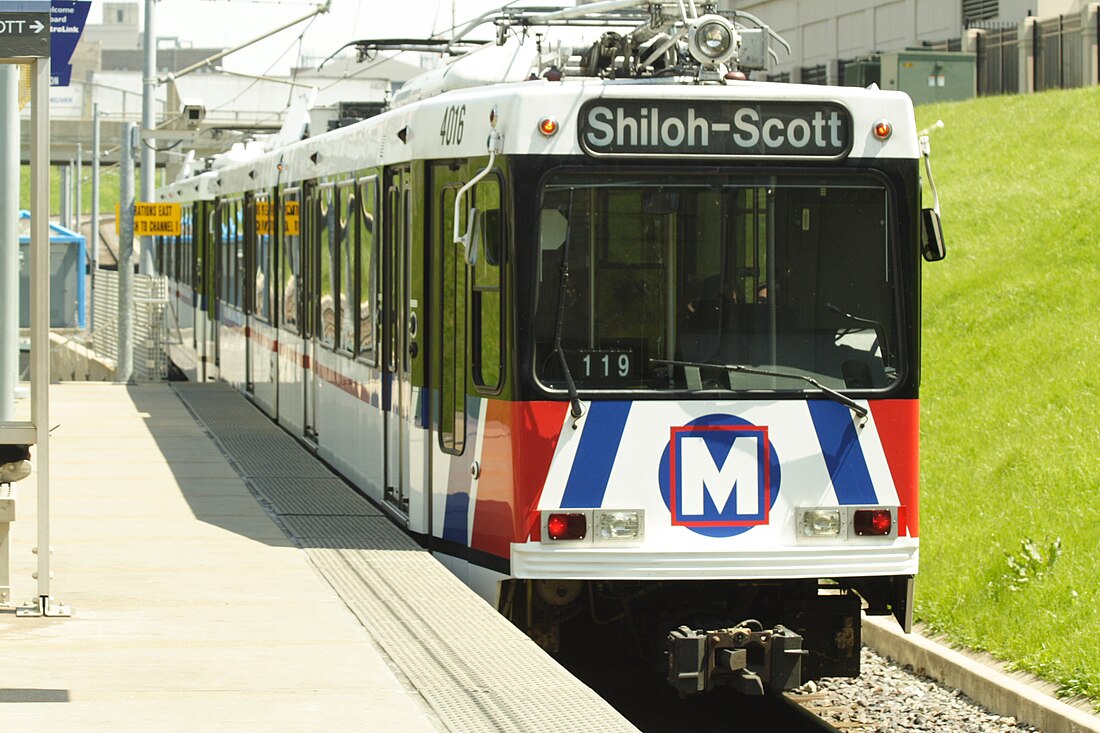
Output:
797,506,898,540
688,15,739,67
596,510,643,541
800,508,842,537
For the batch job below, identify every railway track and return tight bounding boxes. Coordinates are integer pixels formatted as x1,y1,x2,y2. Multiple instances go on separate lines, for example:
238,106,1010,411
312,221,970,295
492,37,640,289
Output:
782,687,876,733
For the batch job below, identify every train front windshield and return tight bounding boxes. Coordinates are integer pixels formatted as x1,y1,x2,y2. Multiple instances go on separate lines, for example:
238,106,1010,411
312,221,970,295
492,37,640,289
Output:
534,172,901,394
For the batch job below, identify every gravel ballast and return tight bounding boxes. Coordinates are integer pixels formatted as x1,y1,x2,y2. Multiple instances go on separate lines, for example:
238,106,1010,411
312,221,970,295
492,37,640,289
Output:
810,647,1044,733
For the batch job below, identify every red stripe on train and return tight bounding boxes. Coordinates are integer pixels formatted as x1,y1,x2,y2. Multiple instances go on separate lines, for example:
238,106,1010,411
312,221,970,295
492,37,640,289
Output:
869,399,919,538
470,400,570,560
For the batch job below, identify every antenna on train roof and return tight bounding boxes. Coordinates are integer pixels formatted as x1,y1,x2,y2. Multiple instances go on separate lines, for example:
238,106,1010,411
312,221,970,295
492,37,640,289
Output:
318,37,489,70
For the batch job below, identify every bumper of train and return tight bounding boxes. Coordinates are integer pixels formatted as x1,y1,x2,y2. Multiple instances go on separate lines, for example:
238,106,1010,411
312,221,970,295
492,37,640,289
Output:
511,542,918,580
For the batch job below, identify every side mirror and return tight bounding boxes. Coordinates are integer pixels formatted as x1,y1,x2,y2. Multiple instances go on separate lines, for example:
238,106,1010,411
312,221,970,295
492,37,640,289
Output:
920,208,946,262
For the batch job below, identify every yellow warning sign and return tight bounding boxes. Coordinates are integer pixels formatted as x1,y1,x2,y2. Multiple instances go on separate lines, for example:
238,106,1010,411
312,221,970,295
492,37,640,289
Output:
283,200,300,237
256,200,274,236
115,202,182,236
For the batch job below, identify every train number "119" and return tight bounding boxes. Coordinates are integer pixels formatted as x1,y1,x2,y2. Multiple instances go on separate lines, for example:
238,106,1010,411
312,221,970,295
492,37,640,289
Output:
575,350,634,383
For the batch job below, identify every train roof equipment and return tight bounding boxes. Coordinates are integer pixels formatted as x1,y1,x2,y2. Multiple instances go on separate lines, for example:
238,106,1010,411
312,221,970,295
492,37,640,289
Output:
161,1,935,219
330,1,792,106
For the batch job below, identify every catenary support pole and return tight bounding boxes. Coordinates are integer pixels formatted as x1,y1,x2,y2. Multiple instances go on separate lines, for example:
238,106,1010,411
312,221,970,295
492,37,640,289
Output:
140,0,156,275
59,164,70,232
75,144,82,240
90,103,100,331
118,123,135,384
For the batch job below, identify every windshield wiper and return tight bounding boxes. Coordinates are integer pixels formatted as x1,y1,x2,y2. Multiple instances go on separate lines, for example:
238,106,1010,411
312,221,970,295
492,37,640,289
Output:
826,302,891,365
651,358,869,423
553,189,584,422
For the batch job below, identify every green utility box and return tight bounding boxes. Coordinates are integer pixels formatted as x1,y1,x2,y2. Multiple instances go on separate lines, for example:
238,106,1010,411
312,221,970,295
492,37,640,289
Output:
879,49,976,105
843,57,881,88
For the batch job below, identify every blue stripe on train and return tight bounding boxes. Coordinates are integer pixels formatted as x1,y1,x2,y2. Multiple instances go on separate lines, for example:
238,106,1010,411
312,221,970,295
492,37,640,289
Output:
440,394,482,544
561,401,632,508
807,400,878,505
442,492,470,544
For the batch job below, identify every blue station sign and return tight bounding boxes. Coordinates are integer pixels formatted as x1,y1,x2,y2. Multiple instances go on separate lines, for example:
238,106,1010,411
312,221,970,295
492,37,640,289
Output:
50,0,91,86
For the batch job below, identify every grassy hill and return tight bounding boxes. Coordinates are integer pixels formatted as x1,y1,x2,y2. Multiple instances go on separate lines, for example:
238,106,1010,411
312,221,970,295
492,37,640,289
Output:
18,164,121,222
914,86,1100,703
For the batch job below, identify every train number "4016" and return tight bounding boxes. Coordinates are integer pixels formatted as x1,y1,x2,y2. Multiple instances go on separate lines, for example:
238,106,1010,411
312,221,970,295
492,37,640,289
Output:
440,105,466,146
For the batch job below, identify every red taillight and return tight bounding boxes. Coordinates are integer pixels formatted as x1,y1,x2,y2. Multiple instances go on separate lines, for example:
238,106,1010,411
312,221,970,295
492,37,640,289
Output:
547,513,587,541
853,509,892,536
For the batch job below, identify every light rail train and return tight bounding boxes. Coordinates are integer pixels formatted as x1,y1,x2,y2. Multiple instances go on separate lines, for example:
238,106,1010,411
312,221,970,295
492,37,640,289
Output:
156,1,946,695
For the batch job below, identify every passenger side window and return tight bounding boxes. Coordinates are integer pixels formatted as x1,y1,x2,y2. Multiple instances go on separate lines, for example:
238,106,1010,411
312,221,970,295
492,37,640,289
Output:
318,186,337,348
338,182,356,353
440,184,466,453
471,176,503,391
358,177,379,364
280,190,301,333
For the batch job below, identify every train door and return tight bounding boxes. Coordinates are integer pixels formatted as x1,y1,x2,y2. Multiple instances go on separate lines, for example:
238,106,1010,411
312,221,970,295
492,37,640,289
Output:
428,159,504,550
277,187,304,433
301,183,322,444
244,193,256,394
206,200,221,381
196,203,210,381
251,189,278,415
185,202,203,379
434,163,469,452
383,166,411,515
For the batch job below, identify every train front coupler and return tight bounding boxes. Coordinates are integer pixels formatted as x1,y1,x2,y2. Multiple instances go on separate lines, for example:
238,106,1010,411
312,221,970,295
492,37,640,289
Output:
666,622,806,696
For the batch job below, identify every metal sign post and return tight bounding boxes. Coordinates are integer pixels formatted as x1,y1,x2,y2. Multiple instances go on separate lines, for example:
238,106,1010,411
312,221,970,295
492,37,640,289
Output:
0,0,69,617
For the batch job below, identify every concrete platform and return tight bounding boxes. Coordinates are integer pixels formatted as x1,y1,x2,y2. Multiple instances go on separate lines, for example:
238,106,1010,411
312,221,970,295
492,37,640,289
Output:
0,383,637,733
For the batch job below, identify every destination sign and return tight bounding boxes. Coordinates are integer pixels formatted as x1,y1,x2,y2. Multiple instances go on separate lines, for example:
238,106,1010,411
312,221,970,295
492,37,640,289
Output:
0,11,50,58
578,100,852,159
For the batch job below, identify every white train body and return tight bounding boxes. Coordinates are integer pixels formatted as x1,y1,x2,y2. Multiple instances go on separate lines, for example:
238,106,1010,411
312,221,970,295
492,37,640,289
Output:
158,4,940,693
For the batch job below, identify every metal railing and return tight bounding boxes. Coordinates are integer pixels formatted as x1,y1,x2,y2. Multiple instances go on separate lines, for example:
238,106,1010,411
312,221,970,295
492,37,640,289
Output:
89,270,169,381
976,25,1020,95
1035,14,1085,91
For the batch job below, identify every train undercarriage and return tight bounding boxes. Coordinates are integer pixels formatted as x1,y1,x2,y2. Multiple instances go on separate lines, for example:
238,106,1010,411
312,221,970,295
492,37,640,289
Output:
500,576,912,695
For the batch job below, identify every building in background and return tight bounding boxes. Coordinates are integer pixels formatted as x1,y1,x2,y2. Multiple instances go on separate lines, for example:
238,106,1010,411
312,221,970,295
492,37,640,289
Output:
24,1,426,167
726,0,1096,93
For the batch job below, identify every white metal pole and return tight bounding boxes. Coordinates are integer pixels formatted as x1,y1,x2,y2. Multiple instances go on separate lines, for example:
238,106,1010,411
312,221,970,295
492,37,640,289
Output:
75,143,83,238
140,0,156,275
59,164,70,232
118,123,135,384
90,103,100,332
30,55,52,608
0,66,18,422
